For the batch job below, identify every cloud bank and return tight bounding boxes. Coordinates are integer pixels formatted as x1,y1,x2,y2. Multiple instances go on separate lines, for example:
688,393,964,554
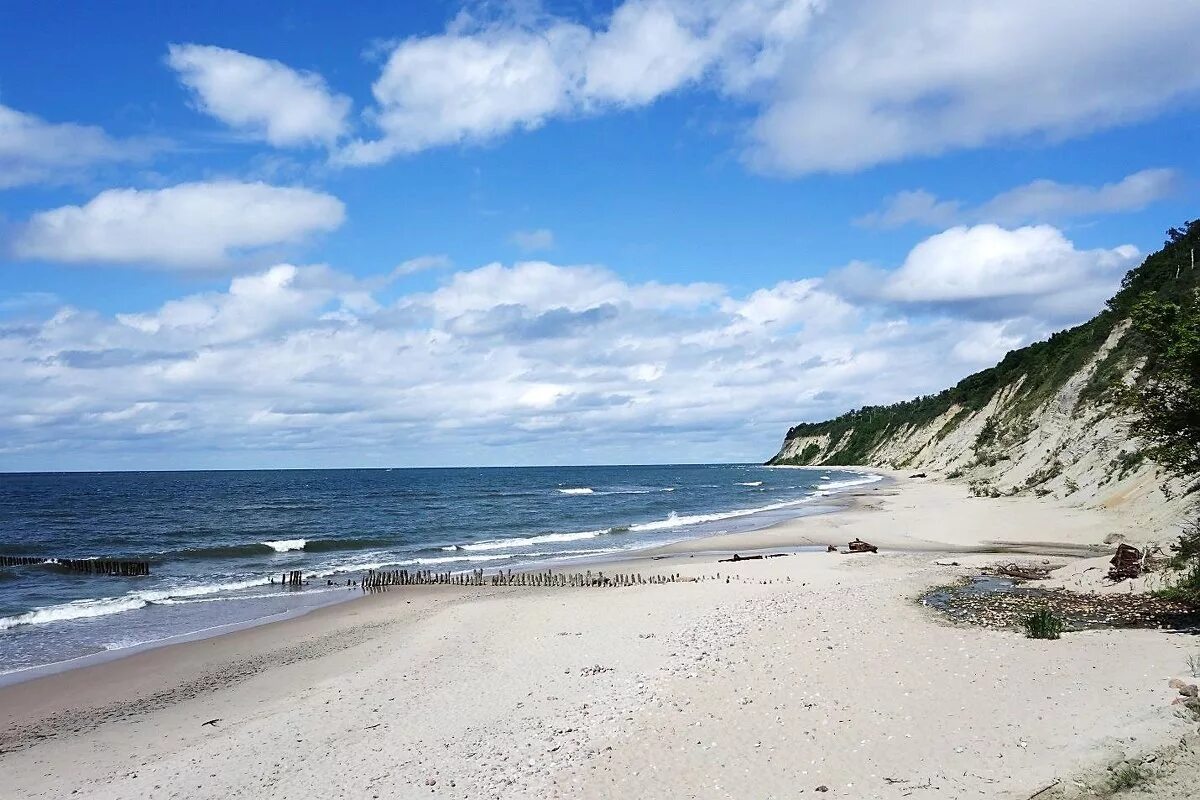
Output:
328,0,1200,174
0,224,1140,468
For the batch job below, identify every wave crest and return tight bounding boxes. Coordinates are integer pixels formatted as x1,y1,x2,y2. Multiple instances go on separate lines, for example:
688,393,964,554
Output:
454,528,613,552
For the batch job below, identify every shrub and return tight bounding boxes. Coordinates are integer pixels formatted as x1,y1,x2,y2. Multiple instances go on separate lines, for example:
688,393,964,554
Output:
1023,607,1064,639
1156,557,1200,605
1153,518,1200,605
974,416,998,450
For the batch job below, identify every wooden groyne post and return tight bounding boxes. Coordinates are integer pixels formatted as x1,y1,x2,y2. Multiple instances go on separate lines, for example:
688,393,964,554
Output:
359,567,690,591
0,555,150,576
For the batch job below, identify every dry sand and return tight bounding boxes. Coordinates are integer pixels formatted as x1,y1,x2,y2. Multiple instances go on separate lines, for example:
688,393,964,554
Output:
2,471,1198,799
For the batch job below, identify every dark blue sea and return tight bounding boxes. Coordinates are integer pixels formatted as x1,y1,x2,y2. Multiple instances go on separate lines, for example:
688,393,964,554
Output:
0,464,879,677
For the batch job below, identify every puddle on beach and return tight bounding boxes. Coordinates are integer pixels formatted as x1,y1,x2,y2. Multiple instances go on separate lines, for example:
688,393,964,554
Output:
921,575,1200,632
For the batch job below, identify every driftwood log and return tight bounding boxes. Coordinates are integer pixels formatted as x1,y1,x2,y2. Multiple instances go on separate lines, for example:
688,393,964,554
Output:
717,553,790,563
988,563,1053,581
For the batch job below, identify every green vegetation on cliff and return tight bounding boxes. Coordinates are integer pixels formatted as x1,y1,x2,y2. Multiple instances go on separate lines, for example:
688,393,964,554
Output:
770,220,1200,466
1123,222,1200,602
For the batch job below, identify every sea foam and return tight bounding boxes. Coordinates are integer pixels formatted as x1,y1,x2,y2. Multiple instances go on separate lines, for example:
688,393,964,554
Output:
0,577,272,631
629,498,816,531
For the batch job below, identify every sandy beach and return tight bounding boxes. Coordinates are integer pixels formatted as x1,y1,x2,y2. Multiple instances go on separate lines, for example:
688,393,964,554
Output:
2,472,1198,799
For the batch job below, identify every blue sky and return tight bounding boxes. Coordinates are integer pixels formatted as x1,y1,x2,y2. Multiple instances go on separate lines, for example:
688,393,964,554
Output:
1,1,1199,471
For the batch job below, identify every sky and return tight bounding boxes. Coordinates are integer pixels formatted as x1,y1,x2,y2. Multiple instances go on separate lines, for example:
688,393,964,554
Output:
1,0,1199,471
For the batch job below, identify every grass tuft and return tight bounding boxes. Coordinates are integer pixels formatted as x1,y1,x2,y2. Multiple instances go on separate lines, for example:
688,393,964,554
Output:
1023,607,1064,639
1107,763,1147,793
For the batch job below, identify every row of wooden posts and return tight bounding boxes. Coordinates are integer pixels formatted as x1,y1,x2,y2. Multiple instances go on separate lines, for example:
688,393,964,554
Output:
359,567,690,590
0,555,150,576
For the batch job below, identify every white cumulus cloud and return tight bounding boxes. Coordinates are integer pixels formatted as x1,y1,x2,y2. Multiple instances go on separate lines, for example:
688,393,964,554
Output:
835,224,1140,323
338,0,819,164
167,44,351,147
0,103,156,189
13,181,346,269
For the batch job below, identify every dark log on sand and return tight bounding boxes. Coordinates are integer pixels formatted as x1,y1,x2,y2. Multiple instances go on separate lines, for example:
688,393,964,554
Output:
718,553,791,563
1108,543,1143,581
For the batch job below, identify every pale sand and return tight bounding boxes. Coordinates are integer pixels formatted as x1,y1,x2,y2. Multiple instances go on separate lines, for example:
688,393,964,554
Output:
2,472,1198,799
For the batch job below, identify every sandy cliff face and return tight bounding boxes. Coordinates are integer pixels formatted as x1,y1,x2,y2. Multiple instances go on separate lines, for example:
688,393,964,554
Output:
770,322,1187,534
770,222,1200,537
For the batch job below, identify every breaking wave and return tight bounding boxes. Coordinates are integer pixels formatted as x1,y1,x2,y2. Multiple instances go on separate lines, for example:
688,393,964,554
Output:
262,539,306,553
556,487,674,496
162,537,398,561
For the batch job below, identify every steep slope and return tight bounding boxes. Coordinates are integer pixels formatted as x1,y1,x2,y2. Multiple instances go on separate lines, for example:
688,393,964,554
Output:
769,220,1200,521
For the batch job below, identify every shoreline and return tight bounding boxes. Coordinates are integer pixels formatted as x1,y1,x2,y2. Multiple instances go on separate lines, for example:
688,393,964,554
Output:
0,468,881,686
3,471,1195,799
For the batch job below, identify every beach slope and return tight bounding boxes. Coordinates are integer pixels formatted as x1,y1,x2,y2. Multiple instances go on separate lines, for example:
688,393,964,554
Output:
1,473,1196,799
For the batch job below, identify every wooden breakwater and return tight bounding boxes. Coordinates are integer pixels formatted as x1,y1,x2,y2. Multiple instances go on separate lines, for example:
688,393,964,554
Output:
361,567,689,590
0,555,150,576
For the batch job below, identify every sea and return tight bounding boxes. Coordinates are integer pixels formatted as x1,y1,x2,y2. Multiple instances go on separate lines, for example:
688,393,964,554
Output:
0,464,880,678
